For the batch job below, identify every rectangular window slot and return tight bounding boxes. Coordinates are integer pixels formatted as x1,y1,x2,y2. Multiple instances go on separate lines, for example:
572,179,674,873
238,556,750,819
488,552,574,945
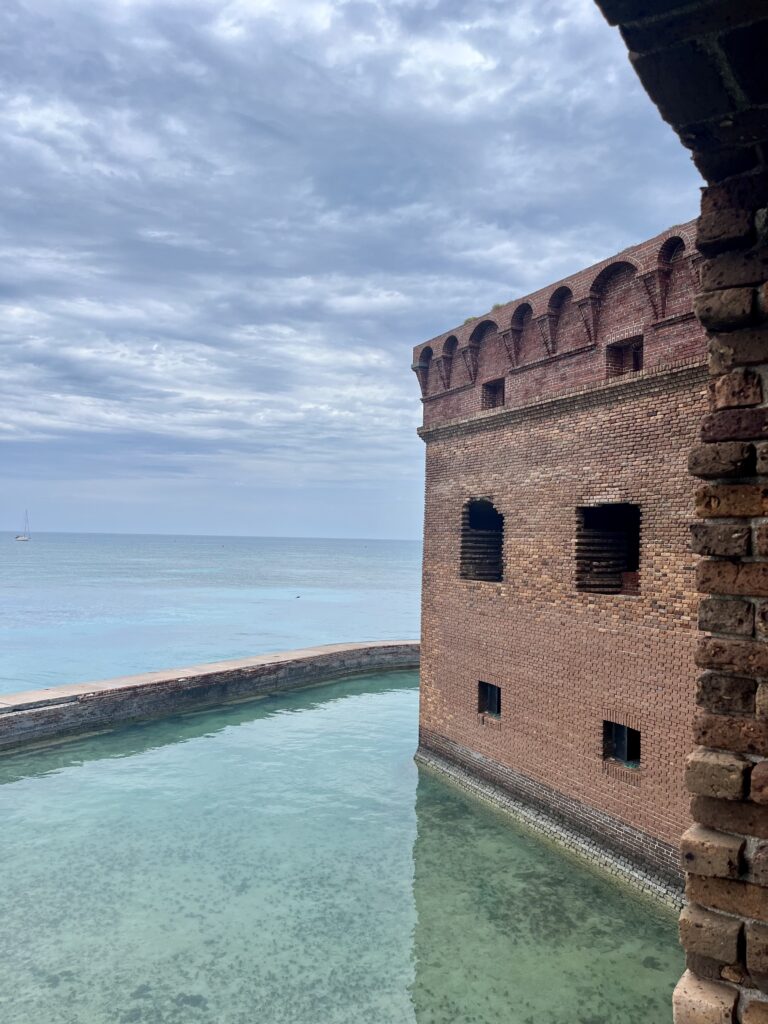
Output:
482,378,505,409
606,337,643,378
603,721,641,769
478,681,501,718
576,503,641,595
460,499,504,582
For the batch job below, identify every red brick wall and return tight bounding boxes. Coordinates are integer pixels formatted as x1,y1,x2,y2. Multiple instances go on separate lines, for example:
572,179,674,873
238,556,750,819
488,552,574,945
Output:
415,223,710,876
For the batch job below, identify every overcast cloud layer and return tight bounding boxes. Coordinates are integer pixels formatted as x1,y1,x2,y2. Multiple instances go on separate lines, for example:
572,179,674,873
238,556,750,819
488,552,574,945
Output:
0,0,701,539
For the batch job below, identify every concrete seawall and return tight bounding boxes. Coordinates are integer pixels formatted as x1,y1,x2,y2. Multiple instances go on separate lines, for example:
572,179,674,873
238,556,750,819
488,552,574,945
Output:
0,640,420,752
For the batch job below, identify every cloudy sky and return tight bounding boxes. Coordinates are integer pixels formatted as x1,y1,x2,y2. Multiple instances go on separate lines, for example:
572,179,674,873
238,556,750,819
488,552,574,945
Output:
0,0,701,540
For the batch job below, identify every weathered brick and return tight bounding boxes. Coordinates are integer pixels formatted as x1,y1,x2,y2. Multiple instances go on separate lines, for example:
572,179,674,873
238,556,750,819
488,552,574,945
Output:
695,289,755,332
697,673,757,715
700,170,768,218
721,963,749,986
709,369,763,410
686,749,751,801
681,903,742,963
691,523,751,557
756,525,768,558
695,147,763,191
697,636,768,675
672,969,738,1024
690,109,768,153
595,0,697,25
757,445,768,476
690,443,755,478
698,564,768,599
758,685,768,720
708,328,768,374
687,874,768,920
701,249,768,291
755,602,768,641
699,598,755,637
751,844,768,886
694,711,768,757
698,207,756,257
696,485,768,517
682,823,746,876
631,41,734,127
759,282,768,322
747,923,768,977
752,761,768,805
619,0,768,54
693,794,768,839
701,410,768,443
721,18,768,103
741,1000,768,1024
690,951,737,983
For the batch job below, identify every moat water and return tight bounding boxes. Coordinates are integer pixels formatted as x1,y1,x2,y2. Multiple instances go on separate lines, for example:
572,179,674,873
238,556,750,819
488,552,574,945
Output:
0,671,683,1024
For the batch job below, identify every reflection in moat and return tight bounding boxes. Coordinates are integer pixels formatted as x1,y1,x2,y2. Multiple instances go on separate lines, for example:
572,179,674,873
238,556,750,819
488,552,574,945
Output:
0,672,681,1024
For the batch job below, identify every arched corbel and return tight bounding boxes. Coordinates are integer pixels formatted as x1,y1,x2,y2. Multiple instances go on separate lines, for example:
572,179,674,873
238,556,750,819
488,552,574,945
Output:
577,295,599,343
435,354,453,389
460,343,480,383
535,312,558,355
640,267,671,320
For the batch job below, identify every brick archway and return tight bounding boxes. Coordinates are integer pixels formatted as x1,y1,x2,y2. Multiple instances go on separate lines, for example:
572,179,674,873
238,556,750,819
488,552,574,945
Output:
592,2,768,1020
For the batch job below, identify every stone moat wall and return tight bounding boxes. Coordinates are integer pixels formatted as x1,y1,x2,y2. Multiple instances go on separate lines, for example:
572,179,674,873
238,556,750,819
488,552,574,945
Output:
0,641,420,752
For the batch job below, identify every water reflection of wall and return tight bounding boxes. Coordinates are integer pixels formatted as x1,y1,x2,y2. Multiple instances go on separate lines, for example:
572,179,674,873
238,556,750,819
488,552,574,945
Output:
409,766,683,1024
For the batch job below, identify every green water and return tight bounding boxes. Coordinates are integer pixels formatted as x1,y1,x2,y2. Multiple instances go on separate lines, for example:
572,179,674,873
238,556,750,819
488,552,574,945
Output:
0,671,682,1023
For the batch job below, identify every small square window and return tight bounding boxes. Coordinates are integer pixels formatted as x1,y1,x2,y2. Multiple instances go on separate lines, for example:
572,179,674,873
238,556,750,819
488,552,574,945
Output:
478,681,501,718
603,721,641,768
606,337,643,379
482,378,505,409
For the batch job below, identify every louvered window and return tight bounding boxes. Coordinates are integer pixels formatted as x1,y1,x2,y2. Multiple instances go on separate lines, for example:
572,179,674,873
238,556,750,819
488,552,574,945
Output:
576,504,640,595
460,499,504,582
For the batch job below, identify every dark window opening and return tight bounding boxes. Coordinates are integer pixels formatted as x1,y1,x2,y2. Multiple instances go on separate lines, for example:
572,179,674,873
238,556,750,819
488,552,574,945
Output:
606,337,643,378
576,503,641,595
479,681,501,718
460,499,504,582
482,378,505,409
603,721,641,769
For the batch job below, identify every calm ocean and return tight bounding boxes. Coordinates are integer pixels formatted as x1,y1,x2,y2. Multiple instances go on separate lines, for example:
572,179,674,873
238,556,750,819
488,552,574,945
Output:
1,533,421,695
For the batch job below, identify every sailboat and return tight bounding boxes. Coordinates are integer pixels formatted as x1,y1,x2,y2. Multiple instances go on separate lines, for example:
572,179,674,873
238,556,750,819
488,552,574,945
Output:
15,510,30,542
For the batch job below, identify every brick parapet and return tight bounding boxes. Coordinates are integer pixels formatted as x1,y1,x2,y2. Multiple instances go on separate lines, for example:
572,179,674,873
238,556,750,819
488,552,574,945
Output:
412,221,705,427
680,165,768,1020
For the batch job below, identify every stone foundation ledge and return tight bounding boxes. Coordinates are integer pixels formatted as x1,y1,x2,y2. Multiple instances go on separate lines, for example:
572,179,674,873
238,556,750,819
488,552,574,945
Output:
415,746,684,909
0,641,420,752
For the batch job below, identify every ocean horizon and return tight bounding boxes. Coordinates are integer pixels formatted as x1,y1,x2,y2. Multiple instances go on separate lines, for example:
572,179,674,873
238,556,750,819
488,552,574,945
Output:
2,532,421,695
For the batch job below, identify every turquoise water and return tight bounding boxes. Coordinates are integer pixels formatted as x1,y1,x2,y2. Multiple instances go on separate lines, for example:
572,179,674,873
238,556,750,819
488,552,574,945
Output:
0,671,682,1023
1,533,420,693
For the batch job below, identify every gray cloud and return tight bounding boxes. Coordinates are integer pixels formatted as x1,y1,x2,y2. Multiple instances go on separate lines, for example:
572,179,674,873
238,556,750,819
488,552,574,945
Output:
0,0,701,538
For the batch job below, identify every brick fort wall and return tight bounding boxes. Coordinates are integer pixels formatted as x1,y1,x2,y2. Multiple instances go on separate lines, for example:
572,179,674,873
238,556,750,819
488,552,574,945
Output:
414,221,708,882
